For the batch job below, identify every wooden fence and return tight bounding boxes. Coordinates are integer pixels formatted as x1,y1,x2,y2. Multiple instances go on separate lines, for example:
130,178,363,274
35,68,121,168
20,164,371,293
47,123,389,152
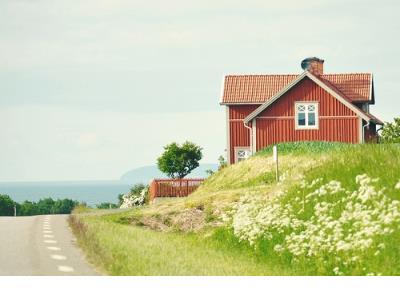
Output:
149,178,204,202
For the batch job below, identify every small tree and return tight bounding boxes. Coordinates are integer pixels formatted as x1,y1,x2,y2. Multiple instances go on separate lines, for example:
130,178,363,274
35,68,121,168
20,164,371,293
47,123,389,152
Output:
157,141,203,179
0,194,15,216
380,117,400,143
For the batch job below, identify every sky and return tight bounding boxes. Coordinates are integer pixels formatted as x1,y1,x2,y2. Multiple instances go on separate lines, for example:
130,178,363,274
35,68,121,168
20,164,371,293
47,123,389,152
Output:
1,0,400,182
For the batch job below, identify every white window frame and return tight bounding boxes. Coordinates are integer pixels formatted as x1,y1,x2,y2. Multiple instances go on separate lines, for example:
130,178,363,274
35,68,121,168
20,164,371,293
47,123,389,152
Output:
295,102,319,130
234,147,252,163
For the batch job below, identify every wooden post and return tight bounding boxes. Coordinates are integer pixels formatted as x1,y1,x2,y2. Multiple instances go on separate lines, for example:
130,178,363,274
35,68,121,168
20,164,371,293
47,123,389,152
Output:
273,145,279,182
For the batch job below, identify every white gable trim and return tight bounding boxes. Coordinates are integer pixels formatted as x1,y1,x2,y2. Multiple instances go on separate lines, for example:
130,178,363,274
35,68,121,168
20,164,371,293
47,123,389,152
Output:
243,71,371,124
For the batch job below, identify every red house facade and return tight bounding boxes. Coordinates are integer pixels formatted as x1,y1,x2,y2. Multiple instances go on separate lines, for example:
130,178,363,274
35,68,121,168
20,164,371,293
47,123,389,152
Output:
221,57,383,164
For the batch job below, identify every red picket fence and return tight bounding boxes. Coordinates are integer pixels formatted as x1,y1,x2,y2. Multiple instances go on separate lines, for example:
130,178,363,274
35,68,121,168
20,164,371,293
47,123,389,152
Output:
149,178,204,202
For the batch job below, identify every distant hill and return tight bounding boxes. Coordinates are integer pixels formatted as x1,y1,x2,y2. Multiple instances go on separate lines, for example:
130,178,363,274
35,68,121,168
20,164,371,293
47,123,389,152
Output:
120,164,218,184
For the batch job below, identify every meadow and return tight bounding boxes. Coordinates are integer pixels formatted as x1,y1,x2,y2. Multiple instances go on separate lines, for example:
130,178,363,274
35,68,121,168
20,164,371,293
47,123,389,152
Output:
70,142,400,275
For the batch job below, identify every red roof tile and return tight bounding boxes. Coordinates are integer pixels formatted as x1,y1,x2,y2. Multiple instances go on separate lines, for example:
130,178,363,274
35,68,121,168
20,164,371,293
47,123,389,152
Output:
221,73,372,104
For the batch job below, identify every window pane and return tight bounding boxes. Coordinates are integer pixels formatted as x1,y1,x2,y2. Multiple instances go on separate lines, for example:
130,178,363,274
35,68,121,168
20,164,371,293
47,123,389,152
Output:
297,104,305,112
298,112,306,126
307,104,315,112
308,112,315,126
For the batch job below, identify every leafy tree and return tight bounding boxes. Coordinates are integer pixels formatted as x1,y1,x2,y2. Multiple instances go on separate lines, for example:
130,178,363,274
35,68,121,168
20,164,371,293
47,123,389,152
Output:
157,141,203,179
0,194,15,216
380,117,400,143
52,198,79,214
36,198,56,214
129,183,146,196
19,201,38,216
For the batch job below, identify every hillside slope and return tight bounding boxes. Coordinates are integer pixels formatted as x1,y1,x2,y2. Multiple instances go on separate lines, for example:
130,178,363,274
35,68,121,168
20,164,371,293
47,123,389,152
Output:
71,142,400,275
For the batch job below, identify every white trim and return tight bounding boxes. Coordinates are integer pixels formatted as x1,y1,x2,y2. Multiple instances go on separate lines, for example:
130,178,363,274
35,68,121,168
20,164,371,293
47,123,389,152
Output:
234,146,252,163
219,74,227,105
244,71,371,123
252,118,257,154
369,74,373,102
294,102,319,130
226,106,231,164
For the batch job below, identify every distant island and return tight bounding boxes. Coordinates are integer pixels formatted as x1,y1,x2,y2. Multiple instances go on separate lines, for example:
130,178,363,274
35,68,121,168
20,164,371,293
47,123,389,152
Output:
120,163,218,185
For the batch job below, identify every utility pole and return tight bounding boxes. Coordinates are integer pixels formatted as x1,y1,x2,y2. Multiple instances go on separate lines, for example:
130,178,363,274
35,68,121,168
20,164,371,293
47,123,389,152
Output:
273,145,279,182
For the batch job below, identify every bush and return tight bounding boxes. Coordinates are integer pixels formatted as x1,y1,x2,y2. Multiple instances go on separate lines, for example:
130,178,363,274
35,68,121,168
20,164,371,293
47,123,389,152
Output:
0,194,15,216
120,184,149,208
380,117,400,143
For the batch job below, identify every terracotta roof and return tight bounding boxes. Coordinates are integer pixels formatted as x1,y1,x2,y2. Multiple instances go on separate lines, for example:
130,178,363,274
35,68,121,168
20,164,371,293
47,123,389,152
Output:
221,73,372,104
242,71,382,125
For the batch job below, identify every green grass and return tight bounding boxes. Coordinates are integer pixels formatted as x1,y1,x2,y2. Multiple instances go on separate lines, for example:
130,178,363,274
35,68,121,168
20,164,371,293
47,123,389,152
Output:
70,142,400,275
70,212,290,275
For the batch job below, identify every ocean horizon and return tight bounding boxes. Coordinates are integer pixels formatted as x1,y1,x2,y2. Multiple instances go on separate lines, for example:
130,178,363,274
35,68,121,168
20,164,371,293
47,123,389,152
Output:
0,180,133,207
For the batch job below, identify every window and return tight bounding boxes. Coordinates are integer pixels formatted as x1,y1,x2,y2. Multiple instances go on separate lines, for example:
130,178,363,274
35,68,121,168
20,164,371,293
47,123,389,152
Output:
295,102,319,129
234,147,251,163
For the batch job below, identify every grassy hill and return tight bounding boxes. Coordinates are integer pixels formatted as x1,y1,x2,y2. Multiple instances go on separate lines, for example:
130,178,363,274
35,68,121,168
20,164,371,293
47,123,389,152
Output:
70,142,400,275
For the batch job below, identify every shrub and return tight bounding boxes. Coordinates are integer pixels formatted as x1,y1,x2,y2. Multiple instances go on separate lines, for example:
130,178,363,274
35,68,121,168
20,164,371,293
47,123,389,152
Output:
120,184,149,208
380,117,400,143
0,194,15,216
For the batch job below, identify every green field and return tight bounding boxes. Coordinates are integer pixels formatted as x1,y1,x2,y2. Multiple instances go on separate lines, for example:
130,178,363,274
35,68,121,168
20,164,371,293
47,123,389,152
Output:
70,142,400,275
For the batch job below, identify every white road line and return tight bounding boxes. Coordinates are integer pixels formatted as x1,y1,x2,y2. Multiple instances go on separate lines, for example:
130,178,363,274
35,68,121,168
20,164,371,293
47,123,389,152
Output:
43,227,51,230
47,246,61,251
44,240,58,244
51,254,67,260
43,234,54,238
57,265,74,273
43,230,53,234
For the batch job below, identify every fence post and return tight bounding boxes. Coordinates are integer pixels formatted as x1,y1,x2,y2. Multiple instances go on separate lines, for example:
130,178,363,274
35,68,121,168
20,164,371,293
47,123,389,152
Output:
273,145,279,182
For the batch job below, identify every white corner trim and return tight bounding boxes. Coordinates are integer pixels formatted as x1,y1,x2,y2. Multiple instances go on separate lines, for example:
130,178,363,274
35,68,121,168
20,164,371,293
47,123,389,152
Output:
243,71,371,124
369,74,374,103
226,106,231,164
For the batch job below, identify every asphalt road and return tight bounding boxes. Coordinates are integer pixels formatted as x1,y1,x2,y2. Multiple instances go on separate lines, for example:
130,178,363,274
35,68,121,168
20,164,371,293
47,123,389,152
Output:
0,214,98,276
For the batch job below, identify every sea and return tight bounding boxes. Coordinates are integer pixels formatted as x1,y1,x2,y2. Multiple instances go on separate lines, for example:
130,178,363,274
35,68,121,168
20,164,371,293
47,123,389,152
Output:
0,180,133,207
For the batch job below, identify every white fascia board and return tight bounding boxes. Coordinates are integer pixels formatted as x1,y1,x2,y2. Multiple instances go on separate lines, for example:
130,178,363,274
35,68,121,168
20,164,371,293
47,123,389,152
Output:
219,74,227,105
243,72,308,123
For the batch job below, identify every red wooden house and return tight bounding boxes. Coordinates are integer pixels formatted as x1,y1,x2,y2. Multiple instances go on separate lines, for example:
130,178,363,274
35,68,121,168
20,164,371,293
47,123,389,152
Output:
220,57,383,164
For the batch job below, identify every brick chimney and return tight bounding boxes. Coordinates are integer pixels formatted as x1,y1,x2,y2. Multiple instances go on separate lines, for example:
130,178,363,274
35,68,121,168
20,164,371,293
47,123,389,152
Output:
301,57,324,76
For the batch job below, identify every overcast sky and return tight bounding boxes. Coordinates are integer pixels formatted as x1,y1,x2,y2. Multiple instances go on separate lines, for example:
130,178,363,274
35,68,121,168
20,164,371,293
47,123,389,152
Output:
1,0,399,182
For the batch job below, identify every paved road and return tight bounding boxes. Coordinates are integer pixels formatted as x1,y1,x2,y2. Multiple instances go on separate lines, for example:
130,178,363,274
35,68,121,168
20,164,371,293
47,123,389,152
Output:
0,214,99,276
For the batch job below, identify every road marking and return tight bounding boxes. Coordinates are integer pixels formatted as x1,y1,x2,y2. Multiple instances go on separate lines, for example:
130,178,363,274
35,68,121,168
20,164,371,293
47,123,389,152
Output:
44,240,58,244
43,227,51,230
43,230,53,234
47,246,61,251
43,234,54,238
51,254,67,260
57,265,74,273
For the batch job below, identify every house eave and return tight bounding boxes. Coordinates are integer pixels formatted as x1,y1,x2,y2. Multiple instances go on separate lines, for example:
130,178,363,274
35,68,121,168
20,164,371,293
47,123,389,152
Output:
243,71,371,124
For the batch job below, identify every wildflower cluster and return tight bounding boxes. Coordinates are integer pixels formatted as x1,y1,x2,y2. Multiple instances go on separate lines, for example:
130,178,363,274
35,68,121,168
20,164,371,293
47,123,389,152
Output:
228,174,400,274
120,187,148,208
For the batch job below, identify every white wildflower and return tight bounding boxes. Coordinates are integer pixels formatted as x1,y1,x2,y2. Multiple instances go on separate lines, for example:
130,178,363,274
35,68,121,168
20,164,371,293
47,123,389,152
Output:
395,180,400,190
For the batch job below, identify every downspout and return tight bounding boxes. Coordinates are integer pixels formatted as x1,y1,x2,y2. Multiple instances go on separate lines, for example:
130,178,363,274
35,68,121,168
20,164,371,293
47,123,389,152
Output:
244,121,253,154
362,121,369,144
